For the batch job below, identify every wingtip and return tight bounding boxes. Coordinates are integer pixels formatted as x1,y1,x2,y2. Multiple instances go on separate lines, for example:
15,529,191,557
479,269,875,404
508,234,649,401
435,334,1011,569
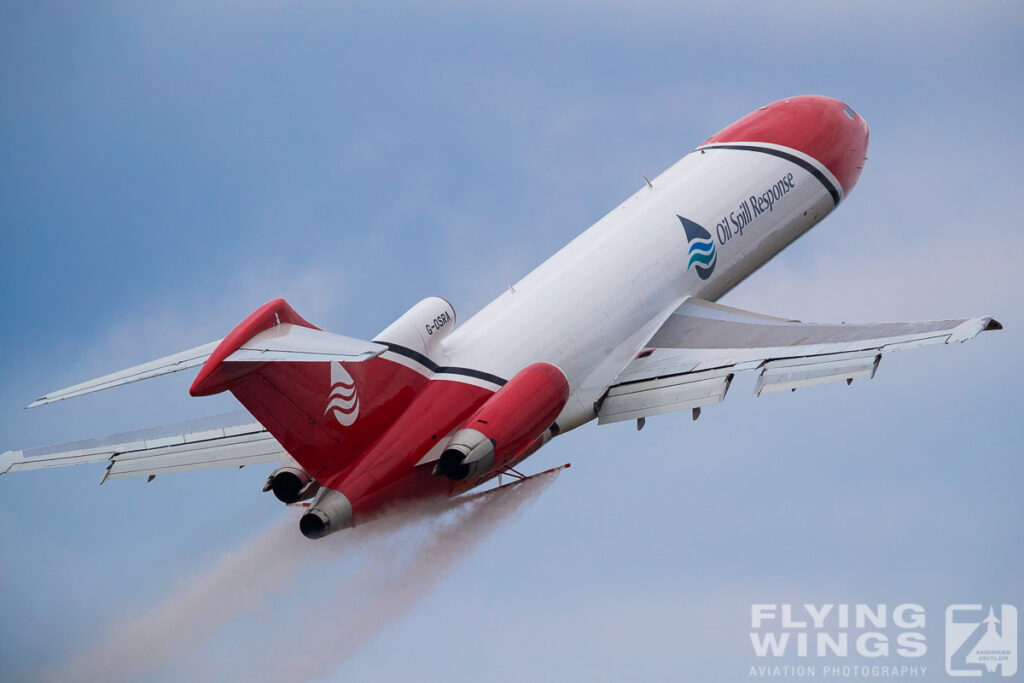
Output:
26,396,52,409
949,316,1002,343
0,450,20,475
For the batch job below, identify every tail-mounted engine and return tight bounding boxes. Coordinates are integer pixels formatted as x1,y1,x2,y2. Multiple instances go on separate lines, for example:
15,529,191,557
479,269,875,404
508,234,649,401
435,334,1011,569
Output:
436,362,569,481
373,296,456,361
262,454,320,504
299,489,354,540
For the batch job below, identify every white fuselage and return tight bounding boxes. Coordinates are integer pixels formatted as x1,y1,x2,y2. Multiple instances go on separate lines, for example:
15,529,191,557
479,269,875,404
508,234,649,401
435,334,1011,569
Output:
441,142,843,431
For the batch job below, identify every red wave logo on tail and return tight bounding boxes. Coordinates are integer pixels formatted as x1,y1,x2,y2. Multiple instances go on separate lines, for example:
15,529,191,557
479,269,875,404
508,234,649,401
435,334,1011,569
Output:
326,361,359,427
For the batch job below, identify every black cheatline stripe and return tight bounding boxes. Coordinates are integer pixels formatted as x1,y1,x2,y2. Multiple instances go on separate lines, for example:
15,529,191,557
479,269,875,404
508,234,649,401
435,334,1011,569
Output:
435,366,509,386
374,341,508,386
375,341,436,370
700,144,841,206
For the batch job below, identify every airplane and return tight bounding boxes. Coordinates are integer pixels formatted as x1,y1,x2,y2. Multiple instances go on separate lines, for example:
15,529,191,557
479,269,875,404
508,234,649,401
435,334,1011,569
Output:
0,95,1001,539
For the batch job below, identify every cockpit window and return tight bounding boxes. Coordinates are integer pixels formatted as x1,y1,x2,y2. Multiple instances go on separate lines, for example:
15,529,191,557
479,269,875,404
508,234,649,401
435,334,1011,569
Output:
842,104,857,120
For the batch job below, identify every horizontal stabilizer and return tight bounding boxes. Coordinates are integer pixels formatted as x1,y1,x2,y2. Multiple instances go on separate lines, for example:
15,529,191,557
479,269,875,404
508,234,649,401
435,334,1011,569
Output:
27,299,386,408
225,323,385,363
27,340,222,408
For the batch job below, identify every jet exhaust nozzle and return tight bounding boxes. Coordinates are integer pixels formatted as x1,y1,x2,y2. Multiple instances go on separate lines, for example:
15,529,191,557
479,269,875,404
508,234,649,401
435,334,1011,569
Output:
264,456,319,504
437,428,495,481
270,470,305,502
299,489,354,539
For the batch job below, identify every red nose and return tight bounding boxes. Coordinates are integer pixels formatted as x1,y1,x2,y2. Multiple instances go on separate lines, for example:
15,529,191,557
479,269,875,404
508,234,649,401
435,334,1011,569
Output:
703,95,870,199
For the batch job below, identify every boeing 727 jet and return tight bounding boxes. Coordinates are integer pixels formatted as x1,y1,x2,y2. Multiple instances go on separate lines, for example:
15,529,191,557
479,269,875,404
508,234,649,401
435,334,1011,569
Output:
1,95,1001,538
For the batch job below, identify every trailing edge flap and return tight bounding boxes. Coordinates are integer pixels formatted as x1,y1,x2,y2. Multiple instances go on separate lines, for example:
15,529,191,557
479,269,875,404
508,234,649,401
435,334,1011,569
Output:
0,411,287,481
597,297,1001,424
28,324,385,408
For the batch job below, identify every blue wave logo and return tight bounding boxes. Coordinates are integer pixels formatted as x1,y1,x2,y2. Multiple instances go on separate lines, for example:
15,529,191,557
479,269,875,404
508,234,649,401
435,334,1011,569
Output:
678,215,717,280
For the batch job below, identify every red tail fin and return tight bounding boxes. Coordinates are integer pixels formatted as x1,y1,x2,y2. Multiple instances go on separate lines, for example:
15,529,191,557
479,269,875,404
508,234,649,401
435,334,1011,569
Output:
191,299,428,478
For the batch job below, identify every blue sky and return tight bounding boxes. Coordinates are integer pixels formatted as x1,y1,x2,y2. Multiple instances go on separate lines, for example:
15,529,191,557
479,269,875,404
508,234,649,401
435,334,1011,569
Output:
1,2,1022,681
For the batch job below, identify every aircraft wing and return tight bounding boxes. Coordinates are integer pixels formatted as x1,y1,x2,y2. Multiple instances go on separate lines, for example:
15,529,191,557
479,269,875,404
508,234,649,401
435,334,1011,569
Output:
0,412,286,482
28,324,385,408
596,297,1002,425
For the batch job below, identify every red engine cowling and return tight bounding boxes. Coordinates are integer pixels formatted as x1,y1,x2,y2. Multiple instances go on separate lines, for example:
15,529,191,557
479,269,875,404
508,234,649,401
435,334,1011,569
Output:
436,362,569,481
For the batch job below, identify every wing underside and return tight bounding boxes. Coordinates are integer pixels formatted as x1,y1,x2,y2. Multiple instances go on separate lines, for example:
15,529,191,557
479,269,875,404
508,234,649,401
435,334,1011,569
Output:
597,297,1001,424
0,412,286,482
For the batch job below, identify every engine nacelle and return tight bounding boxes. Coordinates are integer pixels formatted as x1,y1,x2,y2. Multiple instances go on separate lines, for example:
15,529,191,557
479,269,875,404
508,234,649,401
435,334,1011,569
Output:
262,454,320,504
436,362,569,481
373,296,456,361
299,489,354,539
